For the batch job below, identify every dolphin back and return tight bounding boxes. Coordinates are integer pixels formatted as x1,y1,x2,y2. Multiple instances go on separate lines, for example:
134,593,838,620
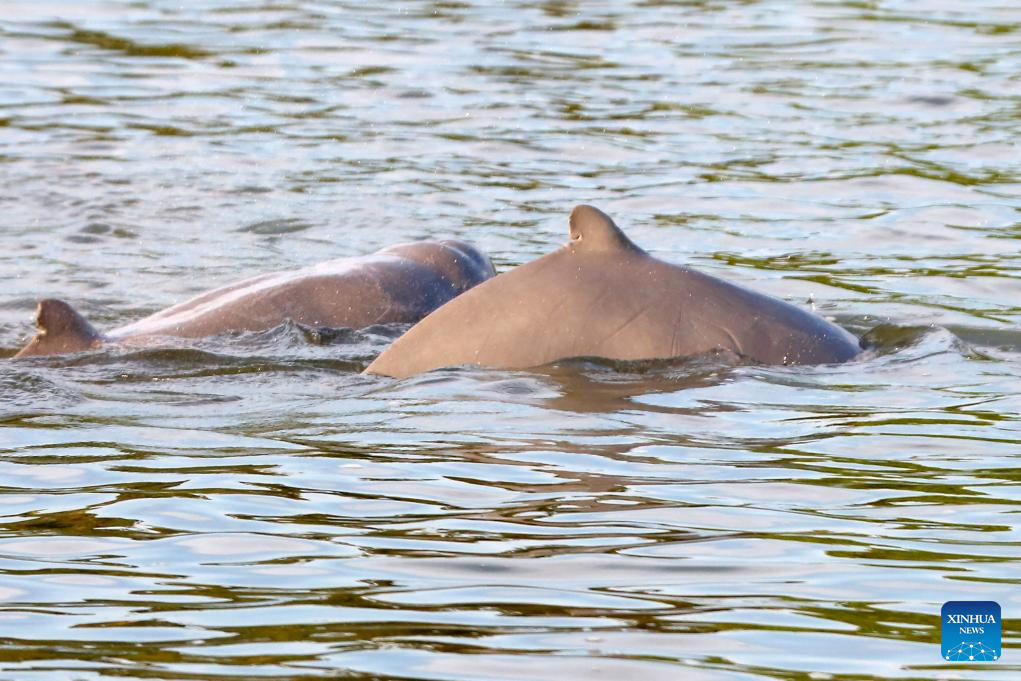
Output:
365,206,861,378
14,299,104,358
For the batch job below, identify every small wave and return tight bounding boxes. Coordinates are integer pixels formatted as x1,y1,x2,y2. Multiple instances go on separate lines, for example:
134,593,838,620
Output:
57,25,212,59
860,323,977,360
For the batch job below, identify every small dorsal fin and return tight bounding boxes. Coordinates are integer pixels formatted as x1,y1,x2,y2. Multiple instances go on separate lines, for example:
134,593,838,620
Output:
568,205,642,253
14,299,103,358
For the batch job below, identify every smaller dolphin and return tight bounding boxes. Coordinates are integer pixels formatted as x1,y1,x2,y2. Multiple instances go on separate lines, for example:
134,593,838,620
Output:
15,240,494,358
365,206,861,378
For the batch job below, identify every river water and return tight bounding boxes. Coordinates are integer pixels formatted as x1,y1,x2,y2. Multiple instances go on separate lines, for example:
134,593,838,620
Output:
0,1,1019,679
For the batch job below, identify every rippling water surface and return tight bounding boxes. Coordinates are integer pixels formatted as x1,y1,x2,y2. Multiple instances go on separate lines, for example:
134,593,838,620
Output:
1,1,1019,679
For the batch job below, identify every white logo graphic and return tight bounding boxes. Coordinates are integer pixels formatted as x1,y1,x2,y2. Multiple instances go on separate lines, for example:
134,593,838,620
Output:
945,642,998,661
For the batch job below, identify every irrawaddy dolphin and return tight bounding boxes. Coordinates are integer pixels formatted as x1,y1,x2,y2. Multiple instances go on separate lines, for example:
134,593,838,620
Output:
15,240,495,358
365,205,861,378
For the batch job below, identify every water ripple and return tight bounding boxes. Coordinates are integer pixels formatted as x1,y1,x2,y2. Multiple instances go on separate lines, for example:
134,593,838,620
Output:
0,1,1019,679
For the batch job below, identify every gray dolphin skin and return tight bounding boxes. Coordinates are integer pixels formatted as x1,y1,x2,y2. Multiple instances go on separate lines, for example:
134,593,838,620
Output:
15,240,495,358
365,205,861,378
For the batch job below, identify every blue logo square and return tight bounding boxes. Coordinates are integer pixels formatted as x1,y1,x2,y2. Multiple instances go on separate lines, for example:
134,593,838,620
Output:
941,601,1001,661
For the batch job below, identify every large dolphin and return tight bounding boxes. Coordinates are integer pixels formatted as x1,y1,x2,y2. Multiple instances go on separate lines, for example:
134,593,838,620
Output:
15,240,495,358
365,206,861,378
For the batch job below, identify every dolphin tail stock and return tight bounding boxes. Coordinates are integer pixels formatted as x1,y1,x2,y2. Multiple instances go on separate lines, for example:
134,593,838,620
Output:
14,299,104,358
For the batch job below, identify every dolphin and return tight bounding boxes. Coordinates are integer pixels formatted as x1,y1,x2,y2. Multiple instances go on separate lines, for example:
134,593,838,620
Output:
365,205,861,378
15,239,495,358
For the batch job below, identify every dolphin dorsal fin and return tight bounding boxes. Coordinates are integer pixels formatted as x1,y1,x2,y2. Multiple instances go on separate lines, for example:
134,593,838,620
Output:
14,299,102,357
568,205,641,253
